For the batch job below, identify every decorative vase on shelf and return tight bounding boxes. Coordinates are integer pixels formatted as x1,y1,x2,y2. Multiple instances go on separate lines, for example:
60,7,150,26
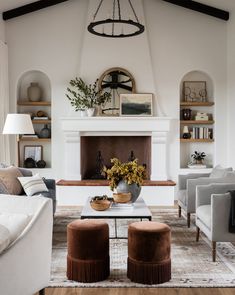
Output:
181,108,192,120
116,180,141,203
39,124,51,138
86,108,95,117
182,126,191,139
27,82,42,102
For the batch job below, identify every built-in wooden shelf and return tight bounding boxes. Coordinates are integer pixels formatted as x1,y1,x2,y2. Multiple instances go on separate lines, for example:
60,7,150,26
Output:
32,119,51,124
17,101,51,106
180,120,214,125
180,102,214,107
180,139,214,143
19,138,51,142
56,179,176,187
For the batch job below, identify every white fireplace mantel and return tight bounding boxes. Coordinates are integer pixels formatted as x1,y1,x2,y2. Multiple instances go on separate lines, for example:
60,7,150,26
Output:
61,117,172,180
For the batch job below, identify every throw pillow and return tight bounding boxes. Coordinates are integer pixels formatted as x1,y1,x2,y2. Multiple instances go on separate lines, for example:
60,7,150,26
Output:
0,224,11,254
0,213,32,244
209,165,233,178
18,174,48,196
0,166,23,195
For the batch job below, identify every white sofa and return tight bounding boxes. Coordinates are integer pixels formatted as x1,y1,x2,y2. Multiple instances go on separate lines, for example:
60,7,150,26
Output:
0,195,53,295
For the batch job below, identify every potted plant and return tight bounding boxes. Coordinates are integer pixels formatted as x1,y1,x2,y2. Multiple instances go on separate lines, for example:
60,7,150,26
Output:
103,158,146,203
66,77,111,116
191,151,206,165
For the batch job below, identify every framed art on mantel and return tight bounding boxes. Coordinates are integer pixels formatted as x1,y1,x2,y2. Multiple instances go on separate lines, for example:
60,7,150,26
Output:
120,94,153,116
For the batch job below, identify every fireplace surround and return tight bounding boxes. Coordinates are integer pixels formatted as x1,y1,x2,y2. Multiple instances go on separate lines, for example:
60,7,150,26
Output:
61,117,172,181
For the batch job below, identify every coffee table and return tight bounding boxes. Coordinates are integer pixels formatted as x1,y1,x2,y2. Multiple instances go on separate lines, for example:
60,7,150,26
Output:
81,197,152,238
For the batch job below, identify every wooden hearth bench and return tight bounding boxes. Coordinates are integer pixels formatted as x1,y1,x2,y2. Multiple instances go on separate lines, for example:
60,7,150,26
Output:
56,180,176,206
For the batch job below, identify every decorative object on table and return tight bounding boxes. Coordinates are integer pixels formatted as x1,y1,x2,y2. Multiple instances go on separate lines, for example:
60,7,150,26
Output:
27,82,42,102
182,126,191,139
181,108,192,120
24,145,43,163
24,157,36,168
195,112,209,121
120,94,153,116
189,151,206,167
39,124,51,138
103,158,146,203
91,151,106,179
90,195,112,211
2,114,35,166
66,77,111,116
183,81,207,102
36,160,46,168
98,67,136,116
113,192,131,203
36,110,48,117
87,0,144,38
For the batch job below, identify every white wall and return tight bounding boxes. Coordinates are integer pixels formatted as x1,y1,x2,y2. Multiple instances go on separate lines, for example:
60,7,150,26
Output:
0,18,5,42
5,0,232,180
227,7,235,168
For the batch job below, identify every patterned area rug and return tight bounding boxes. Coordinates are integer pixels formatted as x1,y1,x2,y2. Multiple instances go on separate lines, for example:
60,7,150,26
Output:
50,206,235,287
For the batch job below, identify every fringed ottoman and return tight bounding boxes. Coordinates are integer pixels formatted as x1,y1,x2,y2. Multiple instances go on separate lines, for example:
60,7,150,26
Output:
67,219,110,282
127,221,171,284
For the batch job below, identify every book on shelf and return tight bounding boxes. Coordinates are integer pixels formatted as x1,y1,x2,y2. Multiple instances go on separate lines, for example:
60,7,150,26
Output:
32,117,49,120
190,127,213,140
21,134,38,138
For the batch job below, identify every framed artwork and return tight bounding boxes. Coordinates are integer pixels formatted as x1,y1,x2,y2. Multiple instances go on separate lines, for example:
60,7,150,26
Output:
120,93,153,116
24,145,43,162
183,81,207,102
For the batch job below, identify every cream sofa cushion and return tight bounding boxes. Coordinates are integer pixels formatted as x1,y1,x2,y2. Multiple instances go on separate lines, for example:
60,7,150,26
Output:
18,174,48,196
209,165,233,178
0,224,10,254
0,213,32,243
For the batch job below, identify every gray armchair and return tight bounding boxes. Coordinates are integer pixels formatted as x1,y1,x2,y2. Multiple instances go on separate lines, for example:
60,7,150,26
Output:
196,183,235,261
178,170,234,227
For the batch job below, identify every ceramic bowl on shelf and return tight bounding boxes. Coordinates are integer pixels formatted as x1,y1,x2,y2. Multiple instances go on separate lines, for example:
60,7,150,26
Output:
90,195,112,211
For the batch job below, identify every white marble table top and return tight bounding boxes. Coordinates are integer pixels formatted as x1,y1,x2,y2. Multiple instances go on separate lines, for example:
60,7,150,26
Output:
81,197,152,219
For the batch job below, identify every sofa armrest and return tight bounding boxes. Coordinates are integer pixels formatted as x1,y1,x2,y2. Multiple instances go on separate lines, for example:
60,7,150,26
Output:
211,193,231,241
178,173,210,190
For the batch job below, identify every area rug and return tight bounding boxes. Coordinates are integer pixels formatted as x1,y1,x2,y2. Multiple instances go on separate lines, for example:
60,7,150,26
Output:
50,206,235,288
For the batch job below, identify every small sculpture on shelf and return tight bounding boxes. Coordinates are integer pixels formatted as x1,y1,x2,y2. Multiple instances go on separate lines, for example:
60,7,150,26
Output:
182,126,191,139
27,82,42,102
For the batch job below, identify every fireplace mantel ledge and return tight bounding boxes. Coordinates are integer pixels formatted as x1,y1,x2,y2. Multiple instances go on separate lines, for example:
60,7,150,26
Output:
61,116,172,133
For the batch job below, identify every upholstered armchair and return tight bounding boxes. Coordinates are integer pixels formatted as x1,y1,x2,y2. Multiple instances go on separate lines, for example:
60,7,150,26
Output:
195,183,235,262
178,168,234,227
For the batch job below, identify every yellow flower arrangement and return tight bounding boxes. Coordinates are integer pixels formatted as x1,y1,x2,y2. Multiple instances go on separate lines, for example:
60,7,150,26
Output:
103,158,146,191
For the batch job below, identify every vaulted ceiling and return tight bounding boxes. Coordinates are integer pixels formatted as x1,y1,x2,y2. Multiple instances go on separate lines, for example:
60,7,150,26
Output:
0,0,234,20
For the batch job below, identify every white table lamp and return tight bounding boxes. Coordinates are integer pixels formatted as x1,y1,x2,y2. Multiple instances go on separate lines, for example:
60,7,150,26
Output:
3,114,35,165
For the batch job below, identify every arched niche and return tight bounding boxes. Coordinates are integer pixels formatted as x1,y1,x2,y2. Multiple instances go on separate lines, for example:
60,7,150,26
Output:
180,70,214,103
17,70,51,102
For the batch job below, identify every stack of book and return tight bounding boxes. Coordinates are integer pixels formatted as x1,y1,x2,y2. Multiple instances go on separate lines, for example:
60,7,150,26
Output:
32,116,49,120
21,134,39,139
191,127,213,139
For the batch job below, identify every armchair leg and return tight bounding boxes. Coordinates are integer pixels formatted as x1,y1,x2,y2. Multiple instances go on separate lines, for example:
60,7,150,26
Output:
178,205,181,217
39,289,45,295
212,241,216,262
196,226,200,242
187,213,191,228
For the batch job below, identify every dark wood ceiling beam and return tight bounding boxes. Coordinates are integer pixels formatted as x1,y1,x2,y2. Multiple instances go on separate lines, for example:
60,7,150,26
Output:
3,0,70,21
162,0,229,21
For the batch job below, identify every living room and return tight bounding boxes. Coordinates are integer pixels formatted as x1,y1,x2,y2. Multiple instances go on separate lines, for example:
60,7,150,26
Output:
0,0,235,294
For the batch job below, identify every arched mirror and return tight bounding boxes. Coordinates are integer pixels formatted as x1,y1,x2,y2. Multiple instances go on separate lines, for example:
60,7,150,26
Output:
98,67,136,116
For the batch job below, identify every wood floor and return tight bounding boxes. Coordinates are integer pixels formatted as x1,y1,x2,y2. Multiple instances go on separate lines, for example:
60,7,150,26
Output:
39,288,235,295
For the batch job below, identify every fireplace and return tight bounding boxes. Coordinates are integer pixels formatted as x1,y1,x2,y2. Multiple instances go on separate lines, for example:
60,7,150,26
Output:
61,117,171,180
81,136,151,180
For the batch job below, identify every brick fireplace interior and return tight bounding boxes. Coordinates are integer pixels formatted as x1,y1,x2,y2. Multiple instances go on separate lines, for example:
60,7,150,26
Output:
81,136,151,180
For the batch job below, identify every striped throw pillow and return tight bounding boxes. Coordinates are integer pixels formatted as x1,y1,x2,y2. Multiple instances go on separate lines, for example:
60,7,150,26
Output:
18,174,48,196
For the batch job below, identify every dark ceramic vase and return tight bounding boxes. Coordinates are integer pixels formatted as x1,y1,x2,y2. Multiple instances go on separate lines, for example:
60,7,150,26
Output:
39,124,51,138
116,180,141,203
182,109,192,120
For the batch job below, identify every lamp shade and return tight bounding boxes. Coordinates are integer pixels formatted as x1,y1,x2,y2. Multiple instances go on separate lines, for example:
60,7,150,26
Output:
2,114,35,135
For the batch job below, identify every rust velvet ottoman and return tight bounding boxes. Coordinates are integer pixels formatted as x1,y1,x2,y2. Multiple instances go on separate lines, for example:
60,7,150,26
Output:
67,219,110,282
127,221,171,284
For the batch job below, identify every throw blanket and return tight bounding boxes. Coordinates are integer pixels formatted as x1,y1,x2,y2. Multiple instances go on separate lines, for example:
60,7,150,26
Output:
228,190,235,233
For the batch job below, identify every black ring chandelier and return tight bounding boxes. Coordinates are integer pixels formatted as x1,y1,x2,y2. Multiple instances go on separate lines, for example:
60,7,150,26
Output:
88,0,145,38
